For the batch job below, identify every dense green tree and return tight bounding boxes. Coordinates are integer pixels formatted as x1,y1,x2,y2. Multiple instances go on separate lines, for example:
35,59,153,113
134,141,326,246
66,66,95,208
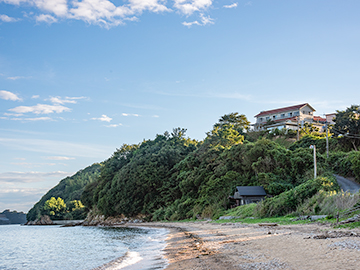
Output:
27,163,101,221
42,197,67,219
214,112,250,133
333,105,360,151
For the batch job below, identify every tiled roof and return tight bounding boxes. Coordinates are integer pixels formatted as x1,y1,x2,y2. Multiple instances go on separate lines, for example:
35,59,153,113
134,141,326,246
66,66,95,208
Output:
313,116,326,122
255,103,314,118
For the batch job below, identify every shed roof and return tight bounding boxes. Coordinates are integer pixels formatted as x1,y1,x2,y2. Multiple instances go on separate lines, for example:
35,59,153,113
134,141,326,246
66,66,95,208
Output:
236,186,267,196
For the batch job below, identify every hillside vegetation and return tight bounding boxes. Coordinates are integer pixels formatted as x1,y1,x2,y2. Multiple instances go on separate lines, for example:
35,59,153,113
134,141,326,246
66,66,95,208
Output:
27,106,360,222
27,163,101,221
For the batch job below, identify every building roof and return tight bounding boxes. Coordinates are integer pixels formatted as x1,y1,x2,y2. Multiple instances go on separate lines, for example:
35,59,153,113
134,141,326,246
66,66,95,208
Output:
255,103,315,118
313,116,326,122
236,186,267,196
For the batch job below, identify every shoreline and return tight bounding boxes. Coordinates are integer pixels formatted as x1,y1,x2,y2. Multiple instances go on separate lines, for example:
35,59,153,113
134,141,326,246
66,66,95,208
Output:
126,221,360,270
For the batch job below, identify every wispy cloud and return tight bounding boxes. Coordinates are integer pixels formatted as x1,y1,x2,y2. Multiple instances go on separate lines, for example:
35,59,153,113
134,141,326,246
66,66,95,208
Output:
223,3,238,9
9,117,53,121
0,187,49,212
36,14,57,24
174,0,212,16
105,123,122,127
8,104,71,114
182,13,214,27
92,114,112,122
48,96,77,104
0,14,20,22
0,137,112,158
44,156,75,160
1,0,220,28
0,171,71,184
122,113,139,117
7,76,31,80
0,90,22,101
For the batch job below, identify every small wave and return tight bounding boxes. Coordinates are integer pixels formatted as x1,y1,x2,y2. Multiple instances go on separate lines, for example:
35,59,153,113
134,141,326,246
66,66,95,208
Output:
93,251,142,270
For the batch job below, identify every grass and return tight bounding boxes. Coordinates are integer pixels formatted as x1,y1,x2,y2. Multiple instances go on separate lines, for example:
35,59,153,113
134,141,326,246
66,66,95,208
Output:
335,221,360,229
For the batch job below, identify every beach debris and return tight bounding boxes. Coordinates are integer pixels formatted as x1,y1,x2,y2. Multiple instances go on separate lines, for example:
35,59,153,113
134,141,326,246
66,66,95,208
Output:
258,223,278,227
311,231,359,239
329,240,360,250
338,214,360,224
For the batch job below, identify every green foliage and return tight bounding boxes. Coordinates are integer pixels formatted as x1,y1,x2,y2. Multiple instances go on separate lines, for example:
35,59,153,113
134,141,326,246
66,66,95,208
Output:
333,105,360,151
88,129,197,218
327,151,360,181
26,163,101,221
290,134,336,154
42,197,67,220
255,175,338,217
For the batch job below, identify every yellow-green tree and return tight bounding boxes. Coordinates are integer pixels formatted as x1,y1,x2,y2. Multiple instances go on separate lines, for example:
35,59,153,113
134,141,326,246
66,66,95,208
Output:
42,197,67,219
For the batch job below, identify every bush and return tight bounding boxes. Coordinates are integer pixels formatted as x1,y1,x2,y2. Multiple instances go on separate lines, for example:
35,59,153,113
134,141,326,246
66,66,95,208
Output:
255,176,338,217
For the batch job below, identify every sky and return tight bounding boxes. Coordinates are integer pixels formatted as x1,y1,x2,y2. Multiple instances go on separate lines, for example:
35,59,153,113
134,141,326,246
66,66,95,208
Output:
1,0,360,213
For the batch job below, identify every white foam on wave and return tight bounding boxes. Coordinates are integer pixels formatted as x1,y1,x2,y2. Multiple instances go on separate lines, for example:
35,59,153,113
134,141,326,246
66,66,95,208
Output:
106,251,143,270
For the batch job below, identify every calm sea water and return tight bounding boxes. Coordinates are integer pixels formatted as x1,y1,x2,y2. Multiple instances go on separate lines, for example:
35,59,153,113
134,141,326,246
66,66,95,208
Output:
0,224,168,270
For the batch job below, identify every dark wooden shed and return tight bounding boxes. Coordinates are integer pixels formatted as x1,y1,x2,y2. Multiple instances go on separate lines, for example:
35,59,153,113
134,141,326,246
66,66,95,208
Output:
229,186,267,207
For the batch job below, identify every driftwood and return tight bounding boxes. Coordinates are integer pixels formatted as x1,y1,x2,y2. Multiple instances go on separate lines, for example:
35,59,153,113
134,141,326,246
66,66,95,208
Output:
258,223,278,227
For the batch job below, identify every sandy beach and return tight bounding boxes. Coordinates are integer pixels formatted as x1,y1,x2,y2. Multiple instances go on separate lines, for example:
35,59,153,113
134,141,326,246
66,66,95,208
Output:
132,221,360,270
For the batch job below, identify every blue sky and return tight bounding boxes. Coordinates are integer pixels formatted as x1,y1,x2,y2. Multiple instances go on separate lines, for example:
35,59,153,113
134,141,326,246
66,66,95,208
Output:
1,0,360,212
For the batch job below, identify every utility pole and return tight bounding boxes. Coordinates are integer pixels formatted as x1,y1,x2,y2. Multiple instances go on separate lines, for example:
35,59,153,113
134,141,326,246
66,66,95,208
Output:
297,116,300,141
310,145,317,179
325,122,329,158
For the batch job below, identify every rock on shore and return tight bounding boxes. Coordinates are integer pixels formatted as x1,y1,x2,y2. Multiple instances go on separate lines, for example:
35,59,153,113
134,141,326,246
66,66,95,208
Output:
25,215,54,225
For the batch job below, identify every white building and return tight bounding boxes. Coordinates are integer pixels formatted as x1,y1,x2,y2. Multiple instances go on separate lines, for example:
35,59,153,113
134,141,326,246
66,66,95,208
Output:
253,103,326,131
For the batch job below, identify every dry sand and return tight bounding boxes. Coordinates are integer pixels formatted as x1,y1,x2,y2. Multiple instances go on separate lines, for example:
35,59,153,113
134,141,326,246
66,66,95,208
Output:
134,221,360,270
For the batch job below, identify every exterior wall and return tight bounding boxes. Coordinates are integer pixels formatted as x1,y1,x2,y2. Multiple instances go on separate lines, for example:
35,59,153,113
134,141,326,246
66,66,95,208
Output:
254,104,317,131
326,113,336,124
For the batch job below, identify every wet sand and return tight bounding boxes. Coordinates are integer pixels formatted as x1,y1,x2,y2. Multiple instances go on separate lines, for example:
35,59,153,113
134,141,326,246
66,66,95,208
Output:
133,221,360,270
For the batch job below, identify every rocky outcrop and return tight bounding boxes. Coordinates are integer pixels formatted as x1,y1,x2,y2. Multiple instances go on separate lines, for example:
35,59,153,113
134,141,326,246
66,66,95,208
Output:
82,210,145,226
25,215,54,225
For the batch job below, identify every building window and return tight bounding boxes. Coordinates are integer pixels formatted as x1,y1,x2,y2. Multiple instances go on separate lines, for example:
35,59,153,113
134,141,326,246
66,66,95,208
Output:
273,115,276,119
281,114,285,118
259,117,263,122
266,117,270,121
289,112,292,117
294,111,299,116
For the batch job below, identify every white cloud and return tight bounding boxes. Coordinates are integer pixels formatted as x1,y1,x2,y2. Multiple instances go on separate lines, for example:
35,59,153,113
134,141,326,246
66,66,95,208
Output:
9,104,71,114
36,14,58,24
10,117,53,121
1,0,219,27
174,0,212,16
0,187,49,212
7,76,31,80
223,2,237,9
92,114,112,122
128,0,169,13
122,113,140,117
33,0,68,16
44,156,75,160
0,90,22,101
0,137,112,158
0,171,71,184
0,14,19,22
31,95,40,99
106,123,122,127
183,13,214,27
48,96,77,104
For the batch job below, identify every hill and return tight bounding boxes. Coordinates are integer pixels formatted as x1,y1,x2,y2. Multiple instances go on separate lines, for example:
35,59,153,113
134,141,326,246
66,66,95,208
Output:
26,163,101,221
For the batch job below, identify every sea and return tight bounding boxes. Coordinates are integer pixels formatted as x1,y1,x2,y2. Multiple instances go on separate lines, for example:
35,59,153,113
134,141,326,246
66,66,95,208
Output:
0,224,169,270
